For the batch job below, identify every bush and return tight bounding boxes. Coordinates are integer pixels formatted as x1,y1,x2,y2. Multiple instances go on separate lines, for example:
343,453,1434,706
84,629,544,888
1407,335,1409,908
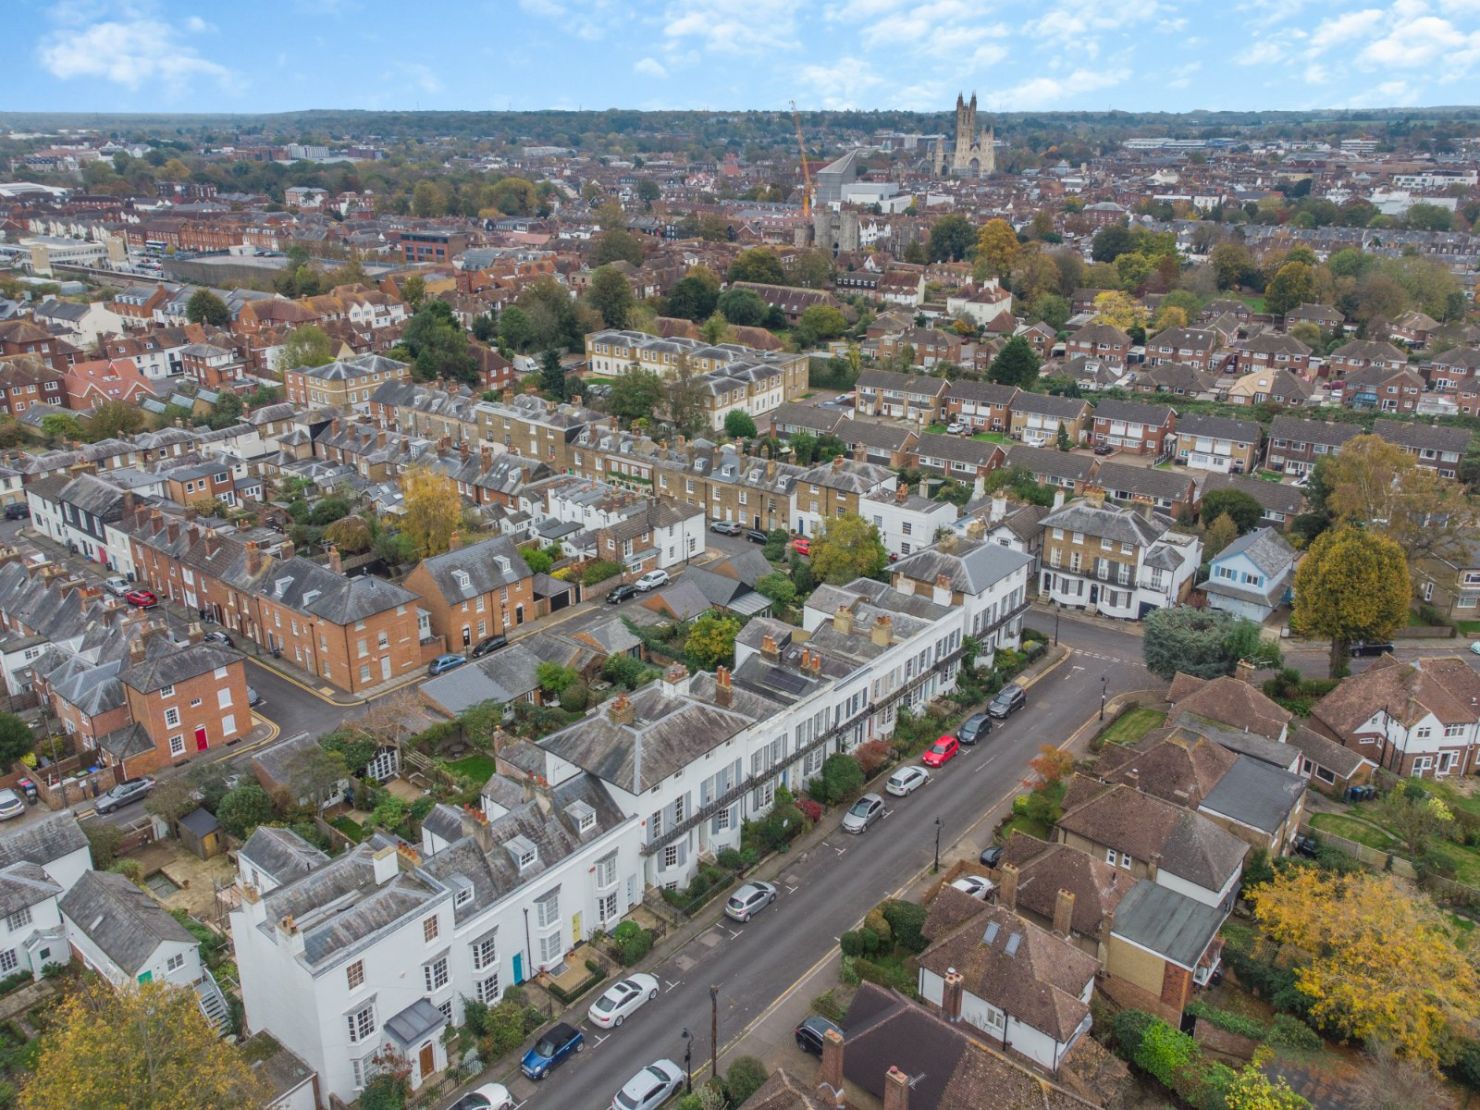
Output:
582,560,623,586
881,900,929,954
559,681,590,713
359,1073,408,1110
725,1056,769,1106
1111,1009,1158,1058
716,847,745,871
811,990,847,1024
864,908,892,947
1265,1014,1322,1051
216,783,275,838
810,753,864,805
1134,1020,1198,1089
797,798,823,823
853,740,892,778
1185,1000,1267,1041
839,929,882,957
611,921,653,966
852,957,919,998
84,823,123,868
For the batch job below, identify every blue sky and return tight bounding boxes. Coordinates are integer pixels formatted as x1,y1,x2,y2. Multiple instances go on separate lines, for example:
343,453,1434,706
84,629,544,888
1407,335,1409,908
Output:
9,0,1480,116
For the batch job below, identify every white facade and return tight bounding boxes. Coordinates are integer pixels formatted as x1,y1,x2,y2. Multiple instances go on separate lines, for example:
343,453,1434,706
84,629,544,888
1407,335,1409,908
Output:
918,966,1092,1073
63,916,201,989
0,888,66,979
864,494,957,558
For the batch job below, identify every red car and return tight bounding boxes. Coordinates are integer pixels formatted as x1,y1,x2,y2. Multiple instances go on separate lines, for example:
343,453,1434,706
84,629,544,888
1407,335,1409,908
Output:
123,589,157,609
921,735,960,767
790,536,811,557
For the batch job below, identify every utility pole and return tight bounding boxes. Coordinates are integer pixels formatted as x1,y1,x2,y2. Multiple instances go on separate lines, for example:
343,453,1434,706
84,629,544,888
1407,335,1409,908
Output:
710,984,719,1079
1099,675,1108,721
933,816,942,874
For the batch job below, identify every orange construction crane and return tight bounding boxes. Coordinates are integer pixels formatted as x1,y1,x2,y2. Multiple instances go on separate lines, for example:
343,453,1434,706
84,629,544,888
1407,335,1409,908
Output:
790,100,811,218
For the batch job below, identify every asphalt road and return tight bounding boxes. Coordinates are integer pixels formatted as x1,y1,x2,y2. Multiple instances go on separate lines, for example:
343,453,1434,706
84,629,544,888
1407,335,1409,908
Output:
491,616,1153,1110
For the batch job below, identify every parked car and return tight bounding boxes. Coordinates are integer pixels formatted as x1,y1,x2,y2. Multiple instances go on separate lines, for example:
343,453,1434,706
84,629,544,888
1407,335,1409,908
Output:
606,583,639,604
103,575,130,597
956,712,992,745
610,1059,685,1110
710,520,741,536
885,766,929,797
247,686,262,707
921,735,960,767
724,881,778,923
1470,640,1480,657
448,1083,514,1110
979,844,1004,869
470,633,509,658
634,570,670,592
1093,443,1115,456
96,777,154,815
790,536,811,557
794,1015,844,1056
203,630,233,647
745,529,769,544
950,875,994,901
123,589,157,609
1292,834,1320,859
0,790,23,821
427,653,467,676
2,504,28,521
841,793,885,834
987,683,1027,719
520,1022,584,1080
588,973,660,1029
1349,641,1395,658
946,421,964,435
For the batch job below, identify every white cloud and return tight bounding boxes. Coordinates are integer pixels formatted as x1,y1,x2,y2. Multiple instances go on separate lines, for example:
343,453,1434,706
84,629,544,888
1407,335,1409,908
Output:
518,0,566,15
663,0,797,53
1035,0,1165,36
1307,8,1384,52
395,62,444,95
1236,40,1286,65
993,67,1121,109
634,56,668,78
1360,13,1480,68
799,56,884,108
1166,61,1201,89
37,12,235,93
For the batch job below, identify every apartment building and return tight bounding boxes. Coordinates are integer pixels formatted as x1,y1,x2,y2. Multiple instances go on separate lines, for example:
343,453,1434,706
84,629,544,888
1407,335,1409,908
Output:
1038,498,1202,619
474,393,609,474
403,537,535,652
1173,413,1262,474
582,331,807,397
283,354,410,409
0,355,66,417
791,456,896,538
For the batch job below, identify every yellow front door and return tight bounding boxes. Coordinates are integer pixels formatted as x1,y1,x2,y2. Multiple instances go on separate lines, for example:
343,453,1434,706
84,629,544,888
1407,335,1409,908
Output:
571,912,582,942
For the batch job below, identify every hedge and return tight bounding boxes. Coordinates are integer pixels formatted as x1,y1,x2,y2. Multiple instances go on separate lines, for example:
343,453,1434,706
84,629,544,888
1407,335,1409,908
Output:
1185,1000,1268,1041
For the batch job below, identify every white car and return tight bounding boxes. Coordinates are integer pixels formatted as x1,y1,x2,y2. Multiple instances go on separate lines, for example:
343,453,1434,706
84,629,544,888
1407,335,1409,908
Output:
634,570,670,592
1470,640,1480,657
103,576,130,597
588,973,660,1029
0,789,23,821
950,875,995,901
448,1082,514,1110
885,766,929,797
946,421,965,435
611,1059,685,1110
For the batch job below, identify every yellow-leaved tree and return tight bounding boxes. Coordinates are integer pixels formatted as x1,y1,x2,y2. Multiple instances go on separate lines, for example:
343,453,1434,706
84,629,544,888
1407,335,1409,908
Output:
1290,525,1408,677
1250,869,1480,1066
809,513,889,585
22,979,270,1109
1091,290,1146,333
398,465,464,560
973,218,1020,282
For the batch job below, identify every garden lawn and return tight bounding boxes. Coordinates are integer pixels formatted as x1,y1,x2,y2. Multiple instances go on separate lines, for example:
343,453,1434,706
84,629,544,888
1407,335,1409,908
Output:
971,431,1010,444
1098,707,1166,746
1308,812,1398,851
1458,621,1480,636
999,813,1053,841
445,753,496,783
925,423,948,435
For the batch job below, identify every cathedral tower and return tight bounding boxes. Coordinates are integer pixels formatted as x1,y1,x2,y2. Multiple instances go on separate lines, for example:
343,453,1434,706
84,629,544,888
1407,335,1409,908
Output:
949,91,995,177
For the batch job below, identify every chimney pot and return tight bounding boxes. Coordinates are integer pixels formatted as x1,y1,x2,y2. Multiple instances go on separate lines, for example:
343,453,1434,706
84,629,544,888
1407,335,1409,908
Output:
999,861,1019,910
1053,887,1076,937
608,693,636,726
884,1066,911,1110
761,632,780,663
833,605,854,636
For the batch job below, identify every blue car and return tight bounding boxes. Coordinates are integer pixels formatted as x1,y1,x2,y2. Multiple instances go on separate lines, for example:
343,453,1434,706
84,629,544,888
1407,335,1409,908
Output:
428,653,467,676
521,1022,584,1079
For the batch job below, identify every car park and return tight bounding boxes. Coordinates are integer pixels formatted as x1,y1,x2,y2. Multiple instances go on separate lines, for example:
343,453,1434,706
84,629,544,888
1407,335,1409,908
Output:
123,589,157,609
921,735,960,767
610,1059,685,1110
885,766,929,797
794,1015,844,1056
470,633,509,658
979,844,1004,869
428,654,467,676
841,793,884,833
790,536,811,557
104,575,130,597
635,570,670,592
96,777,154,815
521,1022,584,1079
0,790,23,821
956,713,992,745
203,630,233,647
950,875,995,901
724,881,777,922
606,583,639,604
588,973,660,1029
448,1083,514,1110
987,683,1026,719
1350,641,1395,658
710,521,741,536
746,529,769,544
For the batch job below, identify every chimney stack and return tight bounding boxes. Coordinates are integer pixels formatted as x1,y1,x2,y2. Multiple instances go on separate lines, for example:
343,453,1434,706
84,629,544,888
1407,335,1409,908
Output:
990,495,1007,522
714,666,733,708
186,621,204,645
326,544,342,575
833,605,854,635
819,1029,845,1105
245,540,262,576
870,615,893,647
999,861,1019,910
371,844,399,885
204,528,220,559
1053,888,1076,938
884,1066,910,1110
1148,852,1160,880
662,662,691,699
832,454,845,470
1052,488,1066,510
895,482,909,504
275,913,305,956
608,693,636,726
128,637,148,664
942,967,965,1022
1235,658,1255,684
761,633,780,664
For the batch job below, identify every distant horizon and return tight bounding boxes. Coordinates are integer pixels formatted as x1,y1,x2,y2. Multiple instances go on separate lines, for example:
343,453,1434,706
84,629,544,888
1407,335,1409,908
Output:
9,0,1480,117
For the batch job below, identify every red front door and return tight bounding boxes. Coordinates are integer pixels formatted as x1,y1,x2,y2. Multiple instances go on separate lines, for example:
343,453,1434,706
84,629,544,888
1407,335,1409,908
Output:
194,726,208,752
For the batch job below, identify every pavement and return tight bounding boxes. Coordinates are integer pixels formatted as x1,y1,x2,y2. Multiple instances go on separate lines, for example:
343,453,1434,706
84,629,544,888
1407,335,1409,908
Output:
443,615,1157,1110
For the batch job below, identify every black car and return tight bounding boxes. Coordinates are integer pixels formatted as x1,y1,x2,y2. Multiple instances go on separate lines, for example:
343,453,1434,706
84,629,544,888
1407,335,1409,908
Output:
1350,641,1395,658
979,844,1004,869
1093,443,1115,456
2,504,28,521
986,683,1027,719
957,712,992,745
606,583,639,604
710,521,741,536
745,529,769,544
470,633,509,658
794,1015,844,1056
1292,833,1320,858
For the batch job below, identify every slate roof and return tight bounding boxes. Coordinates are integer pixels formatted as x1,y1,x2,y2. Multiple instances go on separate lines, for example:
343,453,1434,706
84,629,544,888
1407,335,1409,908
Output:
412,536,532,601
1268,416,1361,450
1004,444,1097,485
892,538,1031,597
1093,462,1196,502
1200,472,1306,517
1040,500,1171,547
261,557,417,623
1373,418,1471,455
420,642,543,715
1110,880,1226,970
239,826,330,888
1176,411,1262,443
1092,399,1174,425
1286,724,1370,779
120,641,240,694
1199,756,1307,835
0,861,61,918
0,812,88,873
59,870,196,974
1012,392,1091,418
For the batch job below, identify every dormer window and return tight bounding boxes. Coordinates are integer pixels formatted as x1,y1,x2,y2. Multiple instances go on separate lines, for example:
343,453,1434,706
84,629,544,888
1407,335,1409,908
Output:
506,835,538,872
454,569,472,591
567,800,596,834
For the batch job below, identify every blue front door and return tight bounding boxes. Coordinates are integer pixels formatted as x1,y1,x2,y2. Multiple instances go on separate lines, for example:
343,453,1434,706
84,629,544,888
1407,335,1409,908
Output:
512,953,524,985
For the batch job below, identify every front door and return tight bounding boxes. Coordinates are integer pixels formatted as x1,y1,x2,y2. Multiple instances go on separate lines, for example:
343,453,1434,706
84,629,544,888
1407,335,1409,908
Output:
194,726,208,752
418,1042,435,1082
381,656,391,681
512,952,524,984
570,912,582,944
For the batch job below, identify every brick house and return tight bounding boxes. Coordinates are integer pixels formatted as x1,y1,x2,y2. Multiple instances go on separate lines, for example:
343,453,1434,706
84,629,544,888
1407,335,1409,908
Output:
116,635,251,774
1340,364,1425,413
942,380,1018,433
1414,540,1480,622
1173,413,1261,474
853,369,949,423
0,320,78,373
61,358,156,409
1237,332,1311,376
1065,323,1132,367
1090,399,1176,457
0,355,66,417
1372,418,1470,478
1009,393,1091,447
402,537,535,652
283,353,410,409
1263,416,1360,477
1426,347,1480,393
1144,327,1219,371
1327,339,1407,380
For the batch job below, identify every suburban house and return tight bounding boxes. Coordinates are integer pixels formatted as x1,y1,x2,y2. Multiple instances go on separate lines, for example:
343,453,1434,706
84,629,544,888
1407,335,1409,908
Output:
1173,413,1261,474
0,813,92,895
853,369,949,424
403,537,535,652
1286,724,1375,796
1144,326,1219,371
1089,400,1176,458
1101,880,1228,1027
1199,527,1296,623
0,862,66,981
943,380,1019,433
283,354,411,410
1237,332,1311,376
59,871,204,991
1327,339,1407,379
1372,419,1469,479
908,434,1004,483
1038,498,1202,620
114,633,253,774
1225,369,1312,408
1263,416,1361,477
1199,472,1305,530
992,834,1133,959
1065,323,1132,366
1009,393,1092,447
1340,364,1425,413
1415,540,1480,622
1165,673,1293,746
61,358,156,409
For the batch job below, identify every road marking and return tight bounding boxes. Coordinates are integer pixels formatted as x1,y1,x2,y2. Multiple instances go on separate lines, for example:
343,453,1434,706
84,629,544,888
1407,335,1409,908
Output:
591,1033,609,1049
831,844,846,856
664,979,681,991
785,886,799,895
726,927,742,940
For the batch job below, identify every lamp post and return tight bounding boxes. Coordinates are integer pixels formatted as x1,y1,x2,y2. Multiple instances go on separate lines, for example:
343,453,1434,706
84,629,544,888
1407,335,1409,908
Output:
1099,675,1108,721
933,816,942,874
681,1028,693,1094
1053,604,1060,647
710,985,719,1080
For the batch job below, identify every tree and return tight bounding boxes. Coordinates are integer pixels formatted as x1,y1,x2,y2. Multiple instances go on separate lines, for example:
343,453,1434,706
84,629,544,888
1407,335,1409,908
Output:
1292,526,1409,677
723,410,757,439
1091,290,1146,332
607,366,664,423
786,249,834,290
280,744,349,811
1029,292,1070,331
1199,489,1264,534
539,349,567,400
717,287,769,326
1210,242,1255,290
1220,1055,1309,1110
810,513,888,585
685,612,741,670
143,776,201,833
988,336,1041,388
1265,261,1319,318
1250,868,1480,1066
323,515,373,554
794,305,848,348
41,412,81,441
0,713,34,769
1028,745,1073,787
536,662,578,697
755,571,798,610
727,248,786,285
587,265,635,329
399,301,476,383
1152,304,1188,332
398,466,464,559
20,979,268,1110
1055,422,1072,451
1141,606,1281,680
666,273,720,321
215,783,274,838
592,228,645,267
725,1057,769,1106
1091,224,1136,263
400,274,427,309
974,218,1020,281
700,313,733,345
185,290,229,327
1204,512,1239,558
82,399,146,442
927,214,975,262
411,180,446,217
636,178,661,208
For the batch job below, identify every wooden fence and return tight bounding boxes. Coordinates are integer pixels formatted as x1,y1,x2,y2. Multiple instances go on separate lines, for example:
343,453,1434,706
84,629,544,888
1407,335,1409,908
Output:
1299,820,1418,879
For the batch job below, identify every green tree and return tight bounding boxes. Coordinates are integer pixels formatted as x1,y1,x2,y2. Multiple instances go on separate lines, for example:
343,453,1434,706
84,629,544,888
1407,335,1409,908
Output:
215,783,275,839
1265,261,1318,318
727,248,786,285
278,324,335,370
785,249,834,289
755,571,797,609
1204,512,1239,558
723,409,758,439
1141,606,1281,680
794,305,848,348
1091,224,1135,263
0,713,34,769
41,412,81,441
810,513,888,585
1210,242,1255,290
666,273,720,321
592,228,645,267
83,400,146,441
185,289,229,327
813,753,864,804
539,349,567,400
685,612,741,669
927,214,975,262
401,274,427,309
1055,422,1072,451
988,336,1042,388
717,287,768,326
587,265,635,329
536,662,578,696
1292,526,1409,677
1199,489,1264,533
411,181,446,217
1406,203,1453,232
1029,292,1070,331
636,179,661,208
497,305,536,351
399,301,476,384
608,366,664,423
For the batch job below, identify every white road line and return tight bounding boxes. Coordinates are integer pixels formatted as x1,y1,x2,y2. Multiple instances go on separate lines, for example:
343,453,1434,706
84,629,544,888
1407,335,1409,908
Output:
664,979,681,991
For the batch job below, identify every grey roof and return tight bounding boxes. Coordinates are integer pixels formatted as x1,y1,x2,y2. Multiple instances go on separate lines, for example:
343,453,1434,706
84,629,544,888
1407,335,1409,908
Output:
1094,462,1196,502
1093,398,1174,424
238,826,330,887
1286,724,1370,779
1003,444,1096,484
1012,392,1090,418
1269,416,1361,449
0,861,61,917
0,812,88,872
420,642,543,715
1373,419,1471,455
1200,472,1306,516
178,808,220,838
59,870,196,974
1214,527,1295,576
1111,880,1226,970
243,1033,315,1103
413,536,531,600
1176,412,1262,443
1040,500,1171,547
261,557,417,623
1199,756,1307,835
384,997,448,1047
121,641,241,694
892,539,1031,597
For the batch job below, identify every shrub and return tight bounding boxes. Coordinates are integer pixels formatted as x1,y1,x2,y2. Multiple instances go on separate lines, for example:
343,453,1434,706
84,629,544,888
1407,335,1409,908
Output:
725,1056,769,1106
797,797,823,823
881,900,929,954
1265,1014,1322,1051
359,1074,408,1110
853,957,919,998
854,740,892,778
582,560,623,586
611,921,653,965
559,681,590,713
839,929,880,957
716,847,745,871
863,908,892,947
1185,1000,1267,1041
811,753,864,805
812,990,847,1024
84,823,123,868
1134,1020,1197,1089
1110,1009,1158,1058
751,802,805,854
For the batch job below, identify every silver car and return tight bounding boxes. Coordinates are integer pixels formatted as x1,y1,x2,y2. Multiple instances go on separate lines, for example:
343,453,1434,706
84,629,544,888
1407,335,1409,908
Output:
0,789,23,821
724,881,777,922
611,1059,685,1110
841,793,884,834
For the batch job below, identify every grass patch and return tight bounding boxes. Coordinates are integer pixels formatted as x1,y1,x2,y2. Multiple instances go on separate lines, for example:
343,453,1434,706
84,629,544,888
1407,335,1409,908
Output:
1308,812,1398,851
1098,707,1166,746
331,816,365,843
444,753,496,783
998,813,1053,841
971,431,1010,444
1457,621,1480,636
925,422,948,435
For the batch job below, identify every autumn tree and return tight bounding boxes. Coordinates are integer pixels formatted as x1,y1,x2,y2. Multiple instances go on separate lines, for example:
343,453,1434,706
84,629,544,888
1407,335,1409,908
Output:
973,218,1020,282
1028,745,1073,787
21,979,269,1110
398,466,464,559
82,400,146,442
1292,525,1409,676
1204,512,1239,558
685,611,741,670
1250,869,1480,1066
809,513,888,585
323,514,374,554
185,289,230,327
1265,261,1319,318
1091,290,1146,332
1151,304,1188,332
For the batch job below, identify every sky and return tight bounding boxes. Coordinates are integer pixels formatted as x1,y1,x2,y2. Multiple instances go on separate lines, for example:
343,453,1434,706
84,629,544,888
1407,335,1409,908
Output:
7,0,1480,117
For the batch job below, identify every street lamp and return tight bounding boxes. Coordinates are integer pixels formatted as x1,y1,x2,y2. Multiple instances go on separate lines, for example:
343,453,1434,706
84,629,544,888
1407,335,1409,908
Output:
710,985,719,1080
681,1028,693,1094
933,816,942,874
1099,675,1108,721
1053,604,1060,647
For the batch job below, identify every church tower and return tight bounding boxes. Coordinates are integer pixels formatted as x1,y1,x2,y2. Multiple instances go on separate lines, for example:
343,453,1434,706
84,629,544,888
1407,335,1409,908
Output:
949,91,994,178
